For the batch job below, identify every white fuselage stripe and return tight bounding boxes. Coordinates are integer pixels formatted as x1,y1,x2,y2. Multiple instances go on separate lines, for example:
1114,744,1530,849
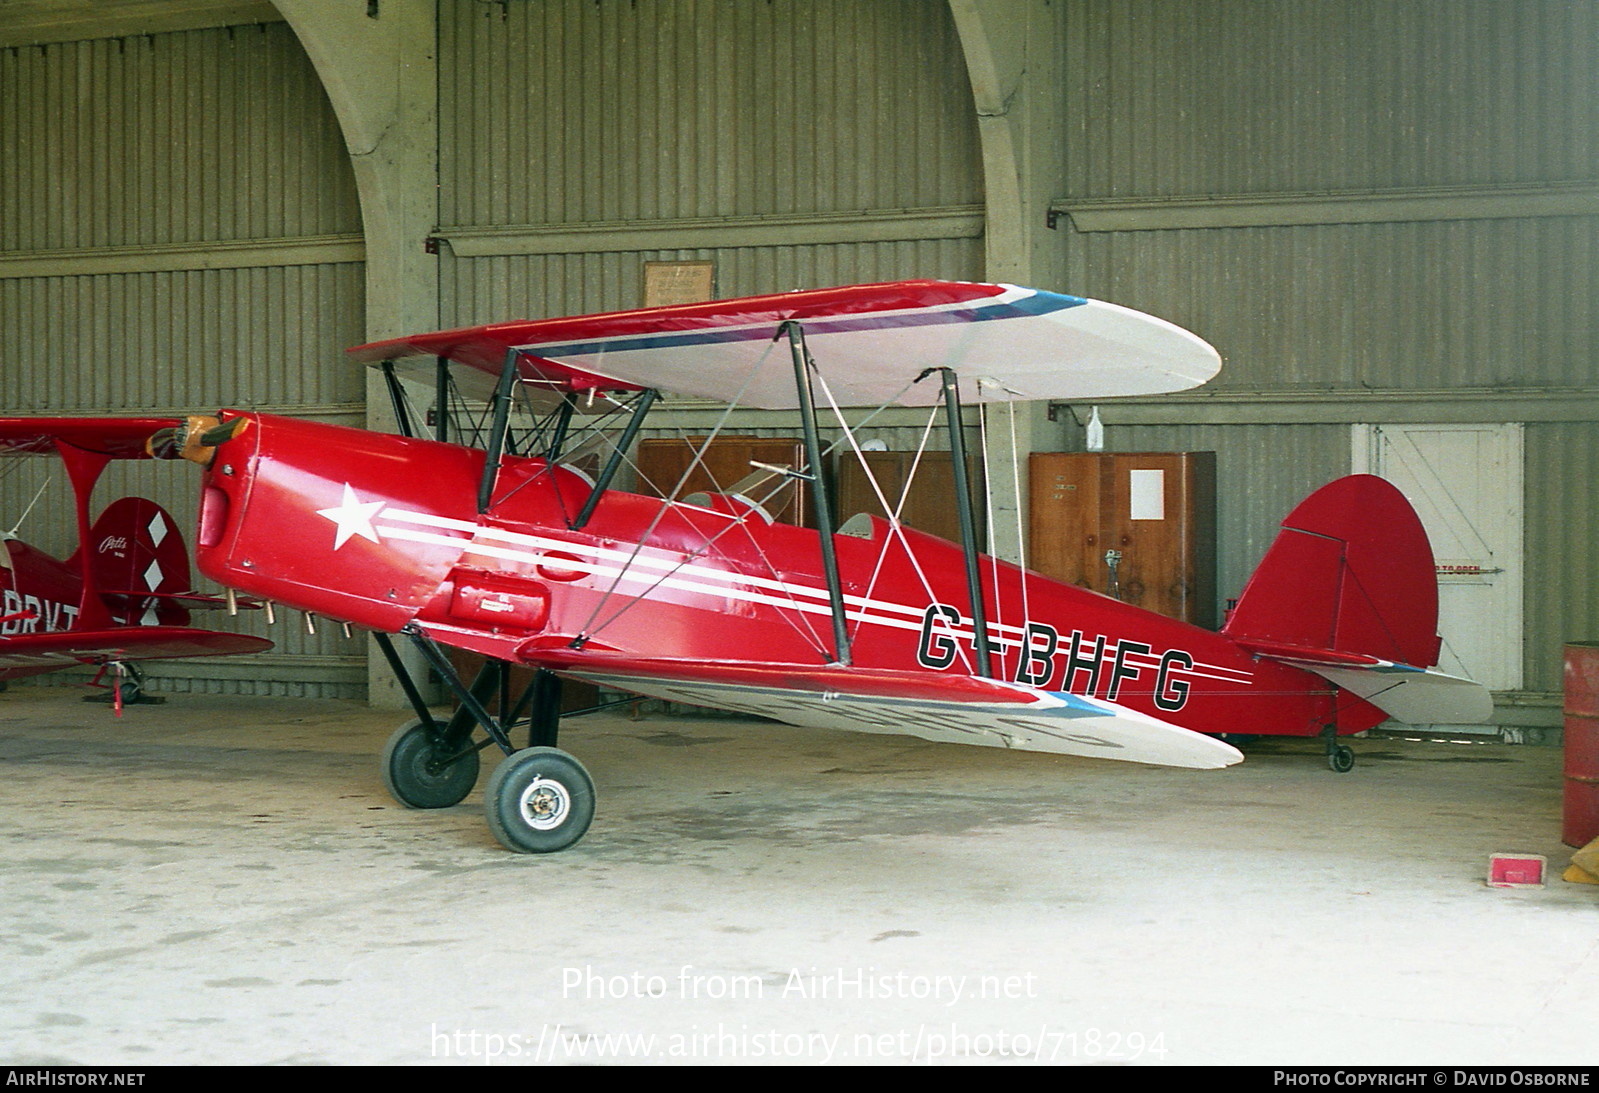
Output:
376,506,1252,684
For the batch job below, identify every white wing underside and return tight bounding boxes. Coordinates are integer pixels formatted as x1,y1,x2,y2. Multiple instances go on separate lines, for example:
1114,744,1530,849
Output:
564,668,1243,770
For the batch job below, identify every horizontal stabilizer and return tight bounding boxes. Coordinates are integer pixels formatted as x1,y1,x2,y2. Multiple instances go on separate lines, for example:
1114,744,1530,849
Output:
1248,645,1494,725
520,649,1242,769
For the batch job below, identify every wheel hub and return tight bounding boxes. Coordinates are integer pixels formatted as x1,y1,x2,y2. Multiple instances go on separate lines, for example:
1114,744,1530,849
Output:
519,776,571,830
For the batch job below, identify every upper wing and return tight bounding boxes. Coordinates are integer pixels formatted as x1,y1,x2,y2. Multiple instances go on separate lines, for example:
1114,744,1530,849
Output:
522,649,1242,770
0,417,176,459
0,627,272,670
347,280,1221,409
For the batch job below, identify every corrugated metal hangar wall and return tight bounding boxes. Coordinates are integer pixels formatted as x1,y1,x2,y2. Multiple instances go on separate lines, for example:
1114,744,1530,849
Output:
0,1,1593,726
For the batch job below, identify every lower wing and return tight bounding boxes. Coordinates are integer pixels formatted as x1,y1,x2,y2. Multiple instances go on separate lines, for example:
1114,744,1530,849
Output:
525,650,1242,770
0,627,272,669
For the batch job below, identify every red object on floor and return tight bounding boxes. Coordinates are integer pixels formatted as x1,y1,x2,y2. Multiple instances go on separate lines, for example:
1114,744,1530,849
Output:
1488,853,1546,888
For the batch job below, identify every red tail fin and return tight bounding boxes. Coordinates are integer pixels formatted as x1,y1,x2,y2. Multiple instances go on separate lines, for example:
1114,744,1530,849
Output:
81,497,194,626
1222,475,1441,668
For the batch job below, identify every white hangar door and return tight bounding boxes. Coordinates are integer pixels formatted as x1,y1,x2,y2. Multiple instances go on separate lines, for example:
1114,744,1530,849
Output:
1353,424,1523,699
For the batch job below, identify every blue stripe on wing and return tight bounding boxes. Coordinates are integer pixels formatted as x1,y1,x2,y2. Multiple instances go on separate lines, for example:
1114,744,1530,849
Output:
1045,691,1125,719
514,288,1089,359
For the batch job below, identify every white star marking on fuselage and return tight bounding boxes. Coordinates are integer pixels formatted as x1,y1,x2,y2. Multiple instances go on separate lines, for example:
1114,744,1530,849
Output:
317,484,386,550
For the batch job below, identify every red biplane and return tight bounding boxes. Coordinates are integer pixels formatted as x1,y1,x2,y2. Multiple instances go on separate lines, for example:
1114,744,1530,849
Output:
0,418,271,707
149,281,1490,851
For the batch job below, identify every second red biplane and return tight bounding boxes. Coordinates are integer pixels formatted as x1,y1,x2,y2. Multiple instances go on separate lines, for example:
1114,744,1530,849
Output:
0,418,271,707
149,281,1491,851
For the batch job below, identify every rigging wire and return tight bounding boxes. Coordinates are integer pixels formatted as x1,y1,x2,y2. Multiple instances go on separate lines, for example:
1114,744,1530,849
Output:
810,369,979,675
4,472,53,540
568,336,837,652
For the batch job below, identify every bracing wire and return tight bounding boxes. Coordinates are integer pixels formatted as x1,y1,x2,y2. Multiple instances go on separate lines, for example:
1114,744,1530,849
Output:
5,474,54,540
810,369,982,675
570,336,820,647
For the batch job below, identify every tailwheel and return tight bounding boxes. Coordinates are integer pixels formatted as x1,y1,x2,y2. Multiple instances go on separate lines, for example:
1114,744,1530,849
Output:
484,746,595,854
382,717,481,809
1328,744,1355,773
1320,723,1355,773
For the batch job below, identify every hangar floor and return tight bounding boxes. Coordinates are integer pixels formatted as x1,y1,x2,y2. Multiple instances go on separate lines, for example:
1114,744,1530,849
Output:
0,686,1592,1067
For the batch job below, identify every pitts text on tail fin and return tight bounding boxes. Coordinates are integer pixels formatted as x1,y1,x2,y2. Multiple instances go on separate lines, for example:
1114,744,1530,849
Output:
74,497,194,627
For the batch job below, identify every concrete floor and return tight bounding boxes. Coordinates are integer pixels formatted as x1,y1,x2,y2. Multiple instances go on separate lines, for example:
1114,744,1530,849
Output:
0,686,1593,1067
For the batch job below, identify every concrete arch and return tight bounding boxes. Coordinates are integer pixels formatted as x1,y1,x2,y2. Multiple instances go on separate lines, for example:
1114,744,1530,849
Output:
266,1,440,707
947,0,1062,290
270,0,438,343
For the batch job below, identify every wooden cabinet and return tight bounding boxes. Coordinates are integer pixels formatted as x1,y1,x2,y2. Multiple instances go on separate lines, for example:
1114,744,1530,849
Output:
634,436,813,526
1029,452,1216,628
833,451,983,544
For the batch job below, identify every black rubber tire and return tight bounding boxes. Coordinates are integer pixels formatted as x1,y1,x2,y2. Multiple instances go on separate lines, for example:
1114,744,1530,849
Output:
1328,744,1355,773
381,717,481,809
484,746,595,853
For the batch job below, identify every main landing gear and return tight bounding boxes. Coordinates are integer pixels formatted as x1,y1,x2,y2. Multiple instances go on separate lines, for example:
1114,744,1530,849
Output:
374,629,596,853
381,717,481,809
484,747,596,854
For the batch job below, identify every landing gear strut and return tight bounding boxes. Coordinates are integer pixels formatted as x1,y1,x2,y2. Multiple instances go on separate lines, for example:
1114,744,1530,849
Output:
374,629,595,852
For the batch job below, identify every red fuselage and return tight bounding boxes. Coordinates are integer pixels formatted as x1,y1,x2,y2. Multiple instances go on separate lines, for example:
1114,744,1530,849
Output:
194,412,1379,739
